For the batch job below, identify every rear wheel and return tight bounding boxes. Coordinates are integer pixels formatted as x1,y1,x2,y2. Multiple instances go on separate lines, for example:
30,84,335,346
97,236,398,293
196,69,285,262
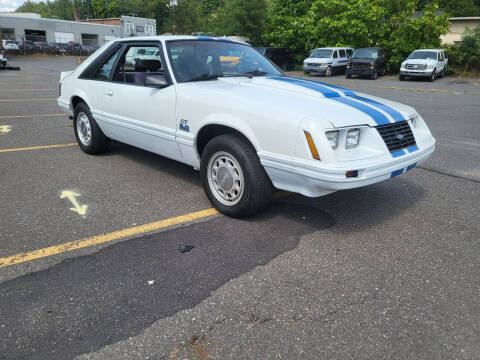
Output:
200,134,273,218
73,102,110,155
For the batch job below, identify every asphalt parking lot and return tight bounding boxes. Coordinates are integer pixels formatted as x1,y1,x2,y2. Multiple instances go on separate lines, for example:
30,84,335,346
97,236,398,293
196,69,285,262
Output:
0,58,479,360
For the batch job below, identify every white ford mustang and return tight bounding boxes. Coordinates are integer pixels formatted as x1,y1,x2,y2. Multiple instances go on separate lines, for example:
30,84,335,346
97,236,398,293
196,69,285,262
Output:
57,36,435,217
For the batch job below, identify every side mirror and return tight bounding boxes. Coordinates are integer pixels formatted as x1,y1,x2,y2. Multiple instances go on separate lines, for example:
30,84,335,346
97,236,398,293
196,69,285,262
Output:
145,74,169,88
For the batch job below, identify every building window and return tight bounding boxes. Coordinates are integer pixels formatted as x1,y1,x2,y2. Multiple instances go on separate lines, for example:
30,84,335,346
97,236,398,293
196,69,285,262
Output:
1,28,15,40
81,34,99,47
25,29,46,42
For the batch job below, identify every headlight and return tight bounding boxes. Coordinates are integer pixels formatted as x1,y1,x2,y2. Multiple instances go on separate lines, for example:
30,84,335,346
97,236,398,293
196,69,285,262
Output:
427,64,433,69
345,128,361,149
325,130,339,149
370,62,375,69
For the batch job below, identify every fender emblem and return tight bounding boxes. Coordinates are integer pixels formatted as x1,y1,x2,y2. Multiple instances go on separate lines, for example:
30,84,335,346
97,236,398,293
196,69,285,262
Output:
179,119,190,132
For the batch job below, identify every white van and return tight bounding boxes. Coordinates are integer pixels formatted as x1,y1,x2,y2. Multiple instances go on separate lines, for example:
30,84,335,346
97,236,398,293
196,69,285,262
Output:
303,47,353,77
399,49,448,82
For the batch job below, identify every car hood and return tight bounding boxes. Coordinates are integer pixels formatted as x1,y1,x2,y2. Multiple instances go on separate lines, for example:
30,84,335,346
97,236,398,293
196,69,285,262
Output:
304,57,331,64
404,59,436,65
188,76,416,128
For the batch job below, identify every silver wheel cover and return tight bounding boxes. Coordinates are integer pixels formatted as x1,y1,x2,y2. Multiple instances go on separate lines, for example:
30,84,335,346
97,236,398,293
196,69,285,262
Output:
76,111,92,146
207,151,244,206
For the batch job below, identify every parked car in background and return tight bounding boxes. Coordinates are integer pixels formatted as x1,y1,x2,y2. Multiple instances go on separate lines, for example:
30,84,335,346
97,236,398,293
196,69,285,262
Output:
303,47,353,77
399,49,447,82
33,41,49,52
257,47,295,71
0,45,7,67
58,36,435,217
2,40,19,53
18,40,35,53
346,48,387,80
82,45,100,54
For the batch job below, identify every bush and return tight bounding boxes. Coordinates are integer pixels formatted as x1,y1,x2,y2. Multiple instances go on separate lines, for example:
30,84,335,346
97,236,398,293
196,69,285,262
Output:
444,65,456,75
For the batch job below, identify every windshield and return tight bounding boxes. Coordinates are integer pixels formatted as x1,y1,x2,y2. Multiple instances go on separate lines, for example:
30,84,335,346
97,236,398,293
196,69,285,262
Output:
408,51,437,60
310,49,332,58
167,40,282,83
352,49,378,59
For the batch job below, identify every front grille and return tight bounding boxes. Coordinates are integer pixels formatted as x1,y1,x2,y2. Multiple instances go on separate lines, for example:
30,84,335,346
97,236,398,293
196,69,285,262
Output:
376,121,416,152
406,63,427,70
352,62,369,69
306,63,321,67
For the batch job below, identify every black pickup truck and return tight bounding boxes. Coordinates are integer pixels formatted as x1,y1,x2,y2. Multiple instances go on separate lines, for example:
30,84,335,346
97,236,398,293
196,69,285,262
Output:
345,47,387,80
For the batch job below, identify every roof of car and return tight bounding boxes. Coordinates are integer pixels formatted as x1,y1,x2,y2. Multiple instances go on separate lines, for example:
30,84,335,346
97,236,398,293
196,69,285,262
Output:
313,47,352,50
115,35,249,45
414,49,444,52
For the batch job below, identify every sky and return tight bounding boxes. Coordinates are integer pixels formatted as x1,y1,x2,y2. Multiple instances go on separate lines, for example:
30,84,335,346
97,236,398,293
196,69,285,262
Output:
0,0,41,13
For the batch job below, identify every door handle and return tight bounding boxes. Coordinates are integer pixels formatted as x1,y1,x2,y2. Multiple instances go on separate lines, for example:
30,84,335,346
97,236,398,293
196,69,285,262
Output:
104,90,113,96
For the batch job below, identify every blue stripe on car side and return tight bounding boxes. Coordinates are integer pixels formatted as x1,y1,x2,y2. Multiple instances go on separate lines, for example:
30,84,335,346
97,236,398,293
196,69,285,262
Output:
197,36,214,40
406,163,417,171
407,145,419,152
391,149,406,157
391,169,404,178
270,77,391,125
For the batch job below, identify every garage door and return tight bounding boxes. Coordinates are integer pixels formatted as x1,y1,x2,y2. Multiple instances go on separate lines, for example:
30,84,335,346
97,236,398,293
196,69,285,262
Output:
55,32,74,43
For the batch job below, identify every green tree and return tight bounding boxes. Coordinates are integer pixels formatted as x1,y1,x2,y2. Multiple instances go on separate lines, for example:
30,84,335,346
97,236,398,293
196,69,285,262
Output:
214,0,268,44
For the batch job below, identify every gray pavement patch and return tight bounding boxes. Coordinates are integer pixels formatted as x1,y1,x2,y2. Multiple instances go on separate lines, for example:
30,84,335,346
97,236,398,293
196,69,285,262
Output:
0,201,334,360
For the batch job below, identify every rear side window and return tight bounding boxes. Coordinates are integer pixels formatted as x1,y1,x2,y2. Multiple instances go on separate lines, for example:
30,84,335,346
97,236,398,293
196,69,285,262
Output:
112,44,165,85
333,51,338,59
339,49,346,58
93,47,122,81
346,49,353,57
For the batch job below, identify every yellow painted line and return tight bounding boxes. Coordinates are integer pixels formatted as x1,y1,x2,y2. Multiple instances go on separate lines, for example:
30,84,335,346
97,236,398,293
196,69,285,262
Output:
0,208,219,268
0,143,77,153
0,98,56,102
0,113,65,119
0,88,55,92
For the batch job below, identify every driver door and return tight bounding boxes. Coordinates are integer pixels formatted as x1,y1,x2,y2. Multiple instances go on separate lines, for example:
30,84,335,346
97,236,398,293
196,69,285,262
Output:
101,42,181,160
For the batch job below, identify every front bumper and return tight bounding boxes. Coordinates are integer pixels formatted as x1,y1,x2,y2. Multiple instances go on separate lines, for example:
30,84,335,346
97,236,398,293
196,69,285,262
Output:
261,141,435,197
347,68,375,76
400,69,434,77
303,65,327,73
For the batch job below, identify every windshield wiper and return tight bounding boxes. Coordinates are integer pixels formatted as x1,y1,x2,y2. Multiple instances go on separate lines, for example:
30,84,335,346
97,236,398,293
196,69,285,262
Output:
188,73,220,82
242,70,268,77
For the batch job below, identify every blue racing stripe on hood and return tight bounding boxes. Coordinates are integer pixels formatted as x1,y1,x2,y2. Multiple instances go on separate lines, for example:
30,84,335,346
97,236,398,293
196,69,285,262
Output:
286,78,407,123
269,76,391,125
270,76,340,98
350,95,405,122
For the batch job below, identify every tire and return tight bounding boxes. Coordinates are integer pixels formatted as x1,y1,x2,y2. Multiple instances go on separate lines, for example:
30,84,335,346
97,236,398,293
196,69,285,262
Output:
399,75,405,81
325,67,332,77
439,69,445,78
200,134,273,218
371,71,378,80
345,72,351,79
73,102,110,155
428,69,436,82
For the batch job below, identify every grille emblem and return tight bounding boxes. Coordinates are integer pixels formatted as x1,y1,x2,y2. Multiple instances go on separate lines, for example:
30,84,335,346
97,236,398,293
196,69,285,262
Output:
396,133,405,140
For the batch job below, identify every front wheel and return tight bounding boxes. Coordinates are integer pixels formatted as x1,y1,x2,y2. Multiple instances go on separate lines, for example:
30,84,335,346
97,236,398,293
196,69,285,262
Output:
325,67,332,77
371,71,378,80
428,69,436,82
200,134,273,218
399,74,405,81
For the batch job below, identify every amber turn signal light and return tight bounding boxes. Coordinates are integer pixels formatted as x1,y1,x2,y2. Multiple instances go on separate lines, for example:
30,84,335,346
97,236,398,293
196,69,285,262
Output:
304,131,320,160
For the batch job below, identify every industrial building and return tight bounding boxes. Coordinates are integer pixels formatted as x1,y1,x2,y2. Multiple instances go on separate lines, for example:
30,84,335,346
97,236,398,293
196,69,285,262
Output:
0,13,156,46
